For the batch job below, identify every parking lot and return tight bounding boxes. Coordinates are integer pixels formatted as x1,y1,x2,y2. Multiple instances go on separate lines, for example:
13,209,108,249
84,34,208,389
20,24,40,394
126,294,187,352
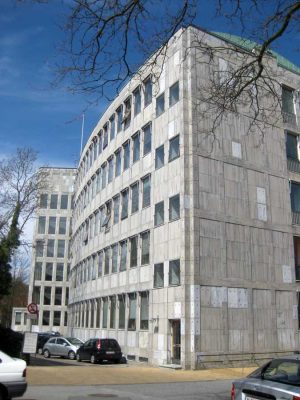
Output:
26,354,255,386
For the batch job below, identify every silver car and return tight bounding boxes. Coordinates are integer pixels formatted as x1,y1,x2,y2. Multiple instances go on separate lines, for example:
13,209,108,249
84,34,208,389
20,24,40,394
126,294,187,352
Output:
43,337,83,360
232,355,300,399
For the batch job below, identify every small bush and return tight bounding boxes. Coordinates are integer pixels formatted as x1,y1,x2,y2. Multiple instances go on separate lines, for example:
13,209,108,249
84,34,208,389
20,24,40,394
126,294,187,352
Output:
0,325,23,357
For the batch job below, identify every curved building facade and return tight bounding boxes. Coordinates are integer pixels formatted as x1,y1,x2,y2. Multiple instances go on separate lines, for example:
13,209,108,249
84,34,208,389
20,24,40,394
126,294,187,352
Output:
67,26,300,369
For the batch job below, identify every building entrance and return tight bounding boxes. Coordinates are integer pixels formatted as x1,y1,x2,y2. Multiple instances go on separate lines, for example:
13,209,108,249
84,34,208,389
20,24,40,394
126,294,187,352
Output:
170,319,181,364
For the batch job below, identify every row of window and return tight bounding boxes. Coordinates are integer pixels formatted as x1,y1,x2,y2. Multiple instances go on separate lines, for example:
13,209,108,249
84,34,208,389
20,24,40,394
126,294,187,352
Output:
76,78,180,188
70,291,149,331
42,310,68,327
72,230,150,287
74,130,180,221
32,285,69,306
34,262,70,282
37,216,69,236
72,189,180,265
35,239,67,259
39,193,71,210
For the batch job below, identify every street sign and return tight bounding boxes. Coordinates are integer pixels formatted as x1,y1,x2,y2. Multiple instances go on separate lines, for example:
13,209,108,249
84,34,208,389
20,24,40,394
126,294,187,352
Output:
23,332,38,354
27,302,38,314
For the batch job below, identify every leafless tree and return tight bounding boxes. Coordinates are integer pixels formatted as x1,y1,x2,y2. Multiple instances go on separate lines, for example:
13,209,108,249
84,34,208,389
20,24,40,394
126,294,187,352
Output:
0,148,48,242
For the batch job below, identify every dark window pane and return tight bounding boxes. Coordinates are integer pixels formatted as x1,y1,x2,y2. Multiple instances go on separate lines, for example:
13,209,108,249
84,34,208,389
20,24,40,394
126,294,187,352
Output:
154,263,164,288
156,93,165,116
169,81,179,106
50,194,58,209
60,194,68,209
154,201,164,226
155,145,164,169
169,194,180,221
132,133,140,163
143,124,152,155
169,259,180,286
169,135,180,162
40,194,48,208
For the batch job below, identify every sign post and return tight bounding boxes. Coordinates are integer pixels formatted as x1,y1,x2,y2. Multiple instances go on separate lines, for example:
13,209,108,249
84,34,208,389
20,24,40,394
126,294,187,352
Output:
23,303,39,364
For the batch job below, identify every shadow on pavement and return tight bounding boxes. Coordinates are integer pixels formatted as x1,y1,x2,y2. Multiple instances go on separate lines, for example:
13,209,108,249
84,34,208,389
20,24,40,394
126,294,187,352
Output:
28,355,79,367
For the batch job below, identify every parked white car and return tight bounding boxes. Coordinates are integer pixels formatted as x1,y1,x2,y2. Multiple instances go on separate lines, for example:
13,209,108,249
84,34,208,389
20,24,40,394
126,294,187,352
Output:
0,350,27,400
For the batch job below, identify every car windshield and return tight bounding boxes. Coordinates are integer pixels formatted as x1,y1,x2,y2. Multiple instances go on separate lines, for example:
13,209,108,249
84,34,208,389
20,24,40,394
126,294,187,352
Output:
66,338,82,345
262,359,300,386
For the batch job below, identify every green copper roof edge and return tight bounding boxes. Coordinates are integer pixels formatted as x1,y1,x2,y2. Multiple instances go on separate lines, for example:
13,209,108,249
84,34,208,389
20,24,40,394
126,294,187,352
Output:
211,31,300,76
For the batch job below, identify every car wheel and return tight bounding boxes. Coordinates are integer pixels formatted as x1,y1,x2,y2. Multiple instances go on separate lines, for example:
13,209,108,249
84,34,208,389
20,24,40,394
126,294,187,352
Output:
114,359,120,364
76,353,81,362
43,349,50,358
90,354,96,364
0,387,5,400
68,351,76,360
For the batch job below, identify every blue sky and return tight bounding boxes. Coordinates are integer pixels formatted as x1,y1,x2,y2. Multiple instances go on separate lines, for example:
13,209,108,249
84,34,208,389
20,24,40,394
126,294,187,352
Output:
1,1,299,168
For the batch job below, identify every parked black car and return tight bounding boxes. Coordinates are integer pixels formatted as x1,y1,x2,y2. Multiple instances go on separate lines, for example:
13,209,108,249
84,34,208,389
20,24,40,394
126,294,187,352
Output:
36,332,60,354
76,338,122,364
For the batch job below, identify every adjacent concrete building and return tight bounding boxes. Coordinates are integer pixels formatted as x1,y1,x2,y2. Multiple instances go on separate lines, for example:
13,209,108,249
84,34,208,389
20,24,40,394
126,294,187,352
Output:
27,167,76,335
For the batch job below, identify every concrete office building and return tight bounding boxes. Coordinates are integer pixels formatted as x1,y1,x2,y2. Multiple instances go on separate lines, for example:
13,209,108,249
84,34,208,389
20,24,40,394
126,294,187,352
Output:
27,167,76,335
22,25,300,369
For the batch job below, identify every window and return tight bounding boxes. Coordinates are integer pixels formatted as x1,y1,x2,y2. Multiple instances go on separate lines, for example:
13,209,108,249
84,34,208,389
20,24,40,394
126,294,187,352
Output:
120,240,127,271
132,132,140,163
130,236,138,268
15,312,22,325
98,251,103,277
50,194,58,209
93,139,98,161
143,124,152,156
56,263,64,281
47,239,55,257
35,240,44,257
286,133,299,160
43,287,51,305
115,149,121,177
123,97,131,129
96,169,101,192
101,163,107,189
113,195,120,224
169,194,180,221
141,231,150,265
110,115,115,141
32,286,40,304
118,295,125,329
123,141,130,171
48,216,56,234
55,287,62,305
104,247,110,275
131,182,139,214
282,86,294,115
169,134,180,161
154,201,164,226
156,93,165,116
42,310,50,326
108,156,114,183
65,287,69,305
142,175,151,208
40,194,47,208
291,182,300,213
154,263,164,288
59,217,67,235
117,106,123,133
60,194,68,209
169,81,179,106
134,87,141,116
144,77,152,107
169,259,180,286
45,263,53,281
140,292,149,330
102,298,108,328
38,216,46,234
53,311,61,326
98,132,103,155
155,145,164,169
121,189,129,219
102,201,111,229
34,262,42,280
110,296,116,329
128,293,136,330
55,242,64,261
112,244,118,273
103,124,108,149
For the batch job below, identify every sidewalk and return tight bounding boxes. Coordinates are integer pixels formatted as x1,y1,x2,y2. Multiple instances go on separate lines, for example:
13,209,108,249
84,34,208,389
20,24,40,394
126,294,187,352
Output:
27,363,256,386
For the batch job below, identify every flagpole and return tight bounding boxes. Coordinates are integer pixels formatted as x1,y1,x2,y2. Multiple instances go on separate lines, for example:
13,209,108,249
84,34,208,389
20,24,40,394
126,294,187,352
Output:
80,113,85,155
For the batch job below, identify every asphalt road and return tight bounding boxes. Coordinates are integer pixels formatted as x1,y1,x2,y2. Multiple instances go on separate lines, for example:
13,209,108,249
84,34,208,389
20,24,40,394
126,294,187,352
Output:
24,380,231,400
